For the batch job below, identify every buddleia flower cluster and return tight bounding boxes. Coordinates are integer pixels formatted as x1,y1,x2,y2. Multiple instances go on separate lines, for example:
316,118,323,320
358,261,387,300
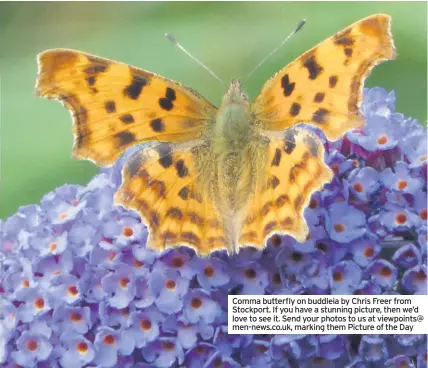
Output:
0,87,427,367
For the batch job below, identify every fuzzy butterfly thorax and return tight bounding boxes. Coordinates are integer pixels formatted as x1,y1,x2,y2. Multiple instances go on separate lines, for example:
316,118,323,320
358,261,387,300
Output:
36,14,396,255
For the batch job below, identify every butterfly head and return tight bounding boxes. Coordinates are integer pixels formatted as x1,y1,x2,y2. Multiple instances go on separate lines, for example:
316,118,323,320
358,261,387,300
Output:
222,79,249,106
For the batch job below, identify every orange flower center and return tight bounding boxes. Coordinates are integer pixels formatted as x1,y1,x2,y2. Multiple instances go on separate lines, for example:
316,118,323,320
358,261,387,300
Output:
397,180,408,190
26,339,38,352
191,297,203,309
334,224,345,233
34,297,44,309
103,334,115,345
162,341,175,351
122,226,134,237
380,266,392,277
139,319,152,331
172,256,184,268
395,213,407,225
377,135,388,145
353,183,363,192
165,279,176,290
333,271,344,282
364,247,374,257
68,285,79,296
76,341,88,353
119,277,130,288
49,242,57,252
203,265,215,278
70,312,82,322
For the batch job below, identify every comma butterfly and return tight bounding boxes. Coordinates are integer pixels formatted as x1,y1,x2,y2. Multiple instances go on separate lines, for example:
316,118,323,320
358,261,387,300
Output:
36,14,396,255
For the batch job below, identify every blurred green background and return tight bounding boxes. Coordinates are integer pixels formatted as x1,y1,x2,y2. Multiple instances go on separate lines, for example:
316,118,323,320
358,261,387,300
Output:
0,2,426,220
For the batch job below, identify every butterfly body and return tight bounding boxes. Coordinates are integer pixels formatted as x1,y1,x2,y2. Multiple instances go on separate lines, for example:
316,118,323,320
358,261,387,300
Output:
36,14,396,255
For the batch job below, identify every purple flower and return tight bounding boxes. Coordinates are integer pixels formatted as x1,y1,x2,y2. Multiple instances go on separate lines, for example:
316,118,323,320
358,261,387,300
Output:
231,261,269,294
213,325,252,357
93,326,134,367
183,289,221,324
402,265,427,294
149,268,189,313
124,307,164,348
325,202,366,243
11,329,53,367
375,204,421,231
241,339,272,367
52,305,91,334
192,256,230,291
385,355,415,368
101,263,136,308
29,229,67,256
358,336,388,364
153,248,195,279
140,337,184,368
183,343,217,368
347,115,402,151
392,243,422,269
329,261,362,294
400,131,427,168
163,314,214,349
347,166,380,202
203,351,241,368
349,233,381,267
365,260,398,289
58,332,95,368
380,161,423,194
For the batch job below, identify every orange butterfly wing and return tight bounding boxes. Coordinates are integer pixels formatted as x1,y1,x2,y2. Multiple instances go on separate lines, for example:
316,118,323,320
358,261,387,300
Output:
36,49,217,166
252,14,396,141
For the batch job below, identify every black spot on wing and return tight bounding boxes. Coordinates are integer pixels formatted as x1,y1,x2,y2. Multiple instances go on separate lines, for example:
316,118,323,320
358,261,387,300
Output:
314,92,325,103
178,186,190,200
313,108,329,124
329,76,338,88
281,74,295,96
120,114,135,124
155,143,173,168
159,87,176,111
115,131,135,147
270,176,280,189
150,118,164,132
271,148,281,166
84,62,107,74
105,101,116,113
334,29,354,46
283,129,296,154
166,207,183,220
289,103,301,117
303,54,323,80
124,75,147,100
175,159,188,178
86,76,96,86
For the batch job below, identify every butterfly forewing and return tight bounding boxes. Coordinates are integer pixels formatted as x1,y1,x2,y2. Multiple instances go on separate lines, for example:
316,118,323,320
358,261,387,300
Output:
36,49,217,166
252,14,396,141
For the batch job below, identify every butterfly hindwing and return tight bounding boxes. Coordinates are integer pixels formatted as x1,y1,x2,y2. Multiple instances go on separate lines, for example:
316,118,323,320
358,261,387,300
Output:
36,49,217,166
252,14,396,141
114,143,228,255
239,128,333,248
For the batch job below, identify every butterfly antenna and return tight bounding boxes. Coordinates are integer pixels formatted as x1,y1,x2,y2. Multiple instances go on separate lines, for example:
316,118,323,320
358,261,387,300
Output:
165,33,227,88
247,18,306,79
